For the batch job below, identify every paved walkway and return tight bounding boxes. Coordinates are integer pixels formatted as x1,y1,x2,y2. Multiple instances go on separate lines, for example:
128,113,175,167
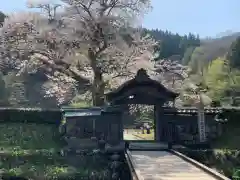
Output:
124,131,144,140
129,151,219,180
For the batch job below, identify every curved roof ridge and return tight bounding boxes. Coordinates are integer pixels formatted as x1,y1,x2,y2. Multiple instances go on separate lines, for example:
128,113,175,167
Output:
106,68,179,103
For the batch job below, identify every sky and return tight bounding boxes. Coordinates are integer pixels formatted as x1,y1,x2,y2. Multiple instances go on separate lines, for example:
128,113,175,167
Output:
1,0,240,38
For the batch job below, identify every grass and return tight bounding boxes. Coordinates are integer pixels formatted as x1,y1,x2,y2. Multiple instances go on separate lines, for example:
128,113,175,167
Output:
0,123,61,151
0,123,110,179
135,130,154,140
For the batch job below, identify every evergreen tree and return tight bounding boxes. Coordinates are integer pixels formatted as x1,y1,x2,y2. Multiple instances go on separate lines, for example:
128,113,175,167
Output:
145,29,200,61
227,36,240,69
182,46,195,65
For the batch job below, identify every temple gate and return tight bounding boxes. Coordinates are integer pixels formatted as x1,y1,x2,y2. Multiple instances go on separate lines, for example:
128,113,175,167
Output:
105,68,179,142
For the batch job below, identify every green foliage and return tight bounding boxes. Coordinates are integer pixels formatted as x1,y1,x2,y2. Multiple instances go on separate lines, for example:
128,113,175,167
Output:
0,123,60,150
188,33,238,74
0,123,63,179
183,149,240,178
233,169,240,180
186,119,240,178
202,56,240,104
188,47,205,74
0,123,112,179
204,58,229,101
226,69,240,95
139,110,154,122
227,36,240,69
182,46,195,65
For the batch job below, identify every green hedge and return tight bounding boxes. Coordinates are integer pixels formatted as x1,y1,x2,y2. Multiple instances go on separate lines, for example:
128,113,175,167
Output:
0,107,62,125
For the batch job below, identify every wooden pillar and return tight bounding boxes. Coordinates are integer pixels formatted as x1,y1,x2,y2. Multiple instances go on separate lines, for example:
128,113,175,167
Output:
119,111,124,141
154,105,163,141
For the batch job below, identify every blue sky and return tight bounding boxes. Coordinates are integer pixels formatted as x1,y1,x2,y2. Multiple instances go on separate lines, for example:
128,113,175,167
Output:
1,0,239,38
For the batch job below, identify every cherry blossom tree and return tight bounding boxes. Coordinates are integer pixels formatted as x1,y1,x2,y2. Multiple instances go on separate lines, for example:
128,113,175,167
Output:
0,0,157,106
153,59,189,91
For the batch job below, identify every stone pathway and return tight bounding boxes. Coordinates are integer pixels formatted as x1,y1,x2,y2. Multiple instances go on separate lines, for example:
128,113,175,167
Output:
124,131,144,140
129,151,219,180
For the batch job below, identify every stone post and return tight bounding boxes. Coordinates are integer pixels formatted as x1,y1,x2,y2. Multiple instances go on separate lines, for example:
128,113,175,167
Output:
197,93,206,143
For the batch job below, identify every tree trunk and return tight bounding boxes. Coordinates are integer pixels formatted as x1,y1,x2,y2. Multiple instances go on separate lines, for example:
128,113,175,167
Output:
88,48,105,106
92,69,105,106
172,77,176,107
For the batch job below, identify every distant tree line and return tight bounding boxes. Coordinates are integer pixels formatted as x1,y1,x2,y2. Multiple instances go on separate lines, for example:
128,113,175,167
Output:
144,29,201,62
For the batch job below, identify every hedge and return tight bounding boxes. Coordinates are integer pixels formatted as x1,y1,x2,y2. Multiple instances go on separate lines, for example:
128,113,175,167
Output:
0,107,62,125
